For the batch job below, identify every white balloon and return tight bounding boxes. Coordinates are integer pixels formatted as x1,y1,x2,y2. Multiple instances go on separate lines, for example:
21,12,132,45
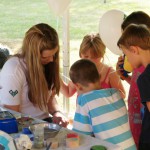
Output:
47,0,72,16
99,9,126,55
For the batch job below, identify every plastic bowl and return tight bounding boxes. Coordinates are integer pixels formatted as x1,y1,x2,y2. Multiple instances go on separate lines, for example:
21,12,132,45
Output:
30,123,61,140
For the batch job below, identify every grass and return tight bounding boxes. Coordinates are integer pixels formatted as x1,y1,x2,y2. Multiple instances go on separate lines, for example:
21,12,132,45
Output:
1,0,150,40
0,0,150,113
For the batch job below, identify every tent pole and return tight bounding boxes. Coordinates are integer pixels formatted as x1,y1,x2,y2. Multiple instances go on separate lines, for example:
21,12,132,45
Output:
62,8,70,113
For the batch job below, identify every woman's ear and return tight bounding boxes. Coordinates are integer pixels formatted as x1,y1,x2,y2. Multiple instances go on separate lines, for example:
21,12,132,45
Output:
130,46,139,55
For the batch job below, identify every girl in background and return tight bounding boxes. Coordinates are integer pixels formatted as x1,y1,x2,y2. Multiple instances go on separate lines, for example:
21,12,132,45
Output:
61,33,125,98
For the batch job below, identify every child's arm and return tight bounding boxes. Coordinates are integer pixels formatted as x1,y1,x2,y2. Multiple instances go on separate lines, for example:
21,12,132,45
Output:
109,68,126,99
60,79,77,97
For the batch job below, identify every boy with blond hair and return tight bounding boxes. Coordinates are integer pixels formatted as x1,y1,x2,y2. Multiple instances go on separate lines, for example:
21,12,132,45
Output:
118,24,150,150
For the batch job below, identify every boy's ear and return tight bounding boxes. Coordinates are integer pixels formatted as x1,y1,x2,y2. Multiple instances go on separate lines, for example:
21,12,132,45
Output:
130,46,139,55
74,83,83,91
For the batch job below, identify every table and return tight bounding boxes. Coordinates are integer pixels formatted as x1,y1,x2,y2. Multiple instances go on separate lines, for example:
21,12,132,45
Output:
0,107,122,150
39,128,122,150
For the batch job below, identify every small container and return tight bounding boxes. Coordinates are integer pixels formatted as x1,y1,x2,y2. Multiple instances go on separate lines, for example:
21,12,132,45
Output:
22,127,32,134
90,145,107,150
30,123,61,140
0,111,18,134
44,123,61,139
33,124,44,148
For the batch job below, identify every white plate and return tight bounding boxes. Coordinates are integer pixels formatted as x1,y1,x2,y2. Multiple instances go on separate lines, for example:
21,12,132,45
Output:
0,131,16,150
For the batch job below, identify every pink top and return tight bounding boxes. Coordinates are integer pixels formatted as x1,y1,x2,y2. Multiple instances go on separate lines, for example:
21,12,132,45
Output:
100,67,111,89
128,66,145,148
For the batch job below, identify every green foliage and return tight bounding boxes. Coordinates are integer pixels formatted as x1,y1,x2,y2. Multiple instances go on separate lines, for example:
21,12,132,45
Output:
0,0,150,41
0,0,56,39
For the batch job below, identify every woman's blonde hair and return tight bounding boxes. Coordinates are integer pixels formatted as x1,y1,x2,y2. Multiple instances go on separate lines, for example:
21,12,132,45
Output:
79,33,106,58
18,23,60,111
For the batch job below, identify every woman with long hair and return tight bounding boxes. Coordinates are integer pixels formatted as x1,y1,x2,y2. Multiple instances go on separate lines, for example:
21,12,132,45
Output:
0,23,68,127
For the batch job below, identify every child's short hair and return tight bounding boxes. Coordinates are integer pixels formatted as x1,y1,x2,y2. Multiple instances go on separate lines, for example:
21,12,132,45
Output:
122,11,150,30
118,24,150,50
69,59,100,86
79,33,106,58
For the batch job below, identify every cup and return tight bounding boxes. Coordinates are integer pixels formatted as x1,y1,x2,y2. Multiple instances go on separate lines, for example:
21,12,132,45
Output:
123,56,133,72
22,127,32,134
33,124,44,148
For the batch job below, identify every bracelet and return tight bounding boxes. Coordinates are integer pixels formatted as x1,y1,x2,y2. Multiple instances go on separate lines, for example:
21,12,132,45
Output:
51,110,61,116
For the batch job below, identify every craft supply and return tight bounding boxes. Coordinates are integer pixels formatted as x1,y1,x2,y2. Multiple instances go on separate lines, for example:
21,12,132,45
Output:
66,133,79,148
22,127,32,134
90,145,107,150
13,139,18,150
33,124,44,148
15,134,33,150
50,140,59,149
46,142,51,150
67,133,79,138
0,111,18,134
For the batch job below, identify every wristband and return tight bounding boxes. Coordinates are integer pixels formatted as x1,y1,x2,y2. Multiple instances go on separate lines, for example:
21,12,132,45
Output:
51,110,61,116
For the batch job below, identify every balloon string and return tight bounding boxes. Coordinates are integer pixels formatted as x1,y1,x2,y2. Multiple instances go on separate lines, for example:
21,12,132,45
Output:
60,73,71,81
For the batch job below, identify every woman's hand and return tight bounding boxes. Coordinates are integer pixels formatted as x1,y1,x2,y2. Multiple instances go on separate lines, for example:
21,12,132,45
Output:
52,111,69,127
47,90,69,127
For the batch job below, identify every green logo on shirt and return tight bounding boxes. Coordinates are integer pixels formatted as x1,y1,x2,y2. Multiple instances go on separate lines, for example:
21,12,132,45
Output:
9,90,18,97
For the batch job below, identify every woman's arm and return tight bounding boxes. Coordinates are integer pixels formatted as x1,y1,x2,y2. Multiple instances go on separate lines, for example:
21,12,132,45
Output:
3,104,20,112
47,92,60,115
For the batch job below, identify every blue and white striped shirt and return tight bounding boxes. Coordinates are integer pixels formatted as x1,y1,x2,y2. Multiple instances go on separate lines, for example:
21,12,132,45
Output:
73,88,136,150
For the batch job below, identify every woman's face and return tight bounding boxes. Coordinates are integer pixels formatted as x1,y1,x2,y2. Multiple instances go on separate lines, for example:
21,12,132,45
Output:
41,47,58,65
80,48,101,64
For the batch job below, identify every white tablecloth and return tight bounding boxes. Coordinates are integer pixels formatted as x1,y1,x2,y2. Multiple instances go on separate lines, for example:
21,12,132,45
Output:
42,128,122,150
0,107,122,150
